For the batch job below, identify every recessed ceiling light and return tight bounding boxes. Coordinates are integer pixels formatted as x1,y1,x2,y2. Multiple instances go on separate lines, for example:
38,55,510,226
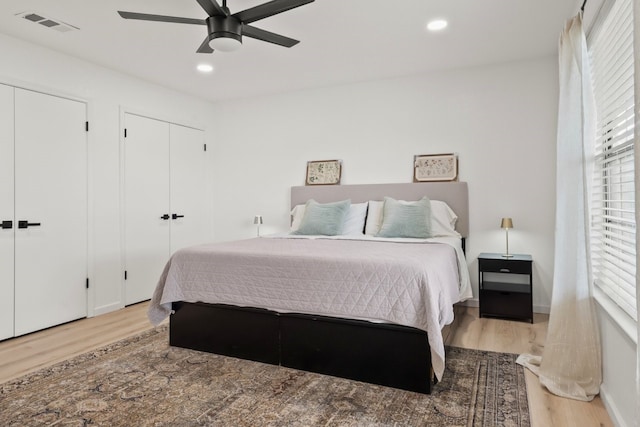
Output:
427,19,448,32
196,64,214,73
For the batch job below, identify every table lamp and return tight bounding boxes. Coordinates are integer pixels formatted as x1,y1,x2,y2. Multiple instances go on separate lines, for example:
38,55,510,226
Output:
501,217,513,258
254,215,263,237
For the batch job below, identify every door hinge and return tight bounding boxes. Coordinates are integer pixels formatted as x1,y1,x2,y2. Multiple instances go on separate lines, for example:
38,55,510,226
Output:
124,270,128,280
86,278,89,289
124,128,127,138
204,143,207,152
85,121,89,132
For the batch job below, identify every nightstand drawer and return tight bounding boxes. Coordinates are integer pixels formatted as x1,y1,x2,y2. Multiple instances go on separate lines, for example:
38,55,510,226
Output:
480,289,532,319
478,259,531,274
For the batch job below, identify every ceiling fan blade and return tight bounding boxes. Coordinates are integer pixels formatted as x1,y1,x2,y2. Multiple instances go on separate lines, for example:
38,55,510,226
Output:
196,0,228,17
196,36,214,53
243,25,299,47
234,0,315,25
118,11,206,25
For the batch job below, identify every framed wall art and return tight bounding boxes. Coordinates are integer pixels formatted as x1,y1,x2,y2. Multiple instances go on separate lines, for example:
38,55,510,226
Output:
413,153,458,182
305,160,342,185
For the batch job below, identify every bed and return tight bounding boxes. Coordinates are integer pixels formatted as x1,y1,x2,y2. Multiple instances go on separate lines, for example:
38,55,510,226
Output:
148,182,470,394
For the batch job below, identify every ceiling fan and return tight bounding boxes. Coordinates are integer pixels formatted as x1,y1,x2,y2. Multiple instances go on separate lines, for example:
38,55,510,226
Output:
118,0,315,53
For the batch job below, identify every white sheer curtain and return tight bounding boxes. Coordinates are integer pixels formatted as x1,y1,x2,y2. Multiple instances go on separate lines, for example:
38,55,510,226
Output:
634,0,640,422
516,13,602,401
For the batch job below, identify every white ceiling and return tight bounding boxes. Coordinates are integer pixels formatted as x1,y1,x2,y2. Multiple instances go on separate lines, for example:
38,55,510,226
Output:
0,0,583,103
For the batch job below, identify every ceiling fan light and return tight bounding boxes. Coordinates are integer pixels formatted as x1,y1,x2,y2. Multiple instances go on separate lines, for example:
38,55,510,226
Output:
427,19,448,32
209,34,242,52
196,63,214,73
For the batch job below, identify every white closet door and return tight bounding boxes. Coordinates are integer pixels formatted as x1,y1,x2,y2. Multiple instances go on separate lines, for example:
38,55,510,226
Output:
0,85,14,340
124,113,171,305
169,124,208,253
13,88,88,336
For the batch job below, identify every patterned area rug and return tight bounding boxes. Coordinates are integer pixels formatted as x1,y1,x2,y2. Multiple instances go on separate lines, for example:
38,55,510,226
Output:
0,326,530,426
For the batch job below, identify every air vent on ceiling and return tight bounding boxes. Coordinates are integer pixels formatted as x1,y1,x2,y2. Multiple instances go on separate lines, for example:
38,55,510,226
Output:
16,11,79,33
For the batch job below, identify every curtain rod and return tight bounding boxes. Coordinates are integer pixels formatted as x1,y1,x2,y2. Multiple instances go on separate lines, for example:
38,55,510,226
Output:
581,0,587,12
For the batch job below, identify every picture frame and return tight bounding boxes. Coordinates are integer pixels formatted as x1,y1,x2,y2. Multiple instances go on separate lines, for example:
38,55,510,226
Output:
305,160,342,185
413,153,458,182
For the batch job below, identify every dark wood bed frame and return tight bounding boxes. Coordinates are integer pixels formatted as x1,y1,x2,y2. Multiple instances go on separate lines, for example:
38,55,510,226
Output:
171,302,433,393
169,182,469,394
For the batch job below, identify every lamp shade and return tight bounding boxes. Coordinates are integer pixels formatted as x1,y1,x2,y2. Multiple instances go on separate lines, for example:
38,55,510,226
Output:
254,215,263,225
500,217,513,229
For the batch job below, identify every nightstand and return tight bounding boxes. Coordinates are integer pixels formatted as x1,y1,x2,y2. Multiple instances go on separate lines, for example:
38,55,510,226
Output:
478,253,533,323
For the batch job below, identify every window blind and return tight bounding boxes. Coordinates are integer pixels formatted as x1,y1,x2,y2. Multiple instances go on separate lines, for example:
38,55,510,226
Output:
589,0,636,320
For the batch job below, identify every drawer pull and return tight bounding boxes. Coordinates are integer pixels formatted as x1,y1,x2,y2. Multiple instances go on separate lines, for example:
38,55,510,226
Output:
18,220,41,229
499,268,510,273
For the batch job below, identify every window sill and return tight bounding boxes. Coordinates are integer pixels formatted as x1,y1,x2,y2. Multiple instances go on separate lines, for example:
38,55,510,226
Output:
593,287,638,345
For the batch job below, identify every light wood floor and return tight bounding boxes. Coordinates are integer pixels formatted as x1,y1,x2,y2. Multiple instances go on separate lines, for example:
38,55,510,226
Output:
0,303,613,427
445,306,613,427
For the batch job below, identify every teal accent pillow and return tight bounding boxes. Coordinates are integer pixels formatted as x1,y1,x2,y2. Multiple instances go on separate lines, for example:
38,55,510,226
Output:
292,199,351,236
375,196,432,238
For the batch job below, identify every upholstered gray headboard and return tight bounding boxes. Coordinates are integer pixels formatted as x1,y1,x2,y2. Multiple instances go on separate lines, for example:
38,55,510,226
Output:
291,182,469,237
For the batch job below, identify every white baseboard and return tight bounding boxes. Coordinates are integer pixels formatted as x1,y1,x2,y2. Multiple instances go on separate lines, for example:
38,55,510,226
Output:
458,298,550,314
460,298,479,307
91,302,124,317
599,384,628,427
533,304,550,314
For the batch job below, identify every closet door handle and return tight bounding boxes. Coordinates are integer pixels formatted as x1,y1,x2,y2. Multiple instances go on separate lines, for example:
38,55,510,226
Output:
18,220,41,229
172,214,184,220
160,214,170,220
1,220,12,229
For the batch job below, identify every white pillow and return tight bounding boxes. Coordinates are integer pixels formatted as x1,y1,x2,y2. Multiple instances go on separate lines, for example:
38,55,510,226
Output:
365,199,459,237
291,202,368,235
343,202,368,235
364,200,384,235
290,204,306,231
430,200,460,237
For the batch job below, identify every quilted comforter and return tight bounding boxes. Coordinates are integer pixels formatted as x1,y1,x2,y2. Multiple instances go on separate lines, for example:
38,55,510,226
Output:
148,236,466,380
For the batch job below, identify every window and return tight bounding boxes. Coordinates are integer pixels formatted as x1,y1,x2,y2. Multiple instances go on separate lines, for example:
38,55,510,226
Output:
589,0,636,320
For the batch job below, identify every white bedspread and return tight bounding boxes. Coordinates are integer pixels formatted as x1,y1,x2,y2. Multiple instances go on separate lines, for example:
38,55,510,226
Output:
148,236,469,380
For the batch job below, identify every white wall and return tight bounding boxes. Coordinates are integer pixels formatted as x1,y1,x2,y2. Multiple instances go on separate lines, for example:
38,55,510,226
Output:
210,56,559,311
596,303,637,427
0,33,216,315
